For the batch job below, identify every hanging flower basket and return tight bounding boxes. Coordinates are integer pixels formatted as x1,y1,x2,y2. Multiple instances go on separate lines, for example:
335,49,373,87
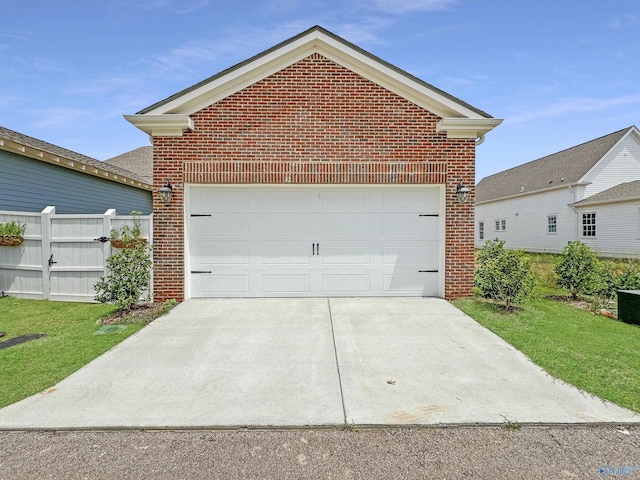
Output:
110,237,147,249
0,236,24,247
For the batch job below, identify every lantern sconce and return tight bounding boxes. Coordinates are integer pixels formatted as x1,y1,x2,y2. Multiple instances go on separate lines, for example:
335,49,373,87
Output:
158,179,174,205
455,180,471,203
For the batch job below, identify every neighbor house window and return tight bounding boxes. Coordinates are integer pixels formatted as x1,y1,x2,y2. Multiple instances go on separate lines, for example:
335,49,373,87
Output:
582,212,596,237
479,222,484,240
495,219,506,231
547,215,557,234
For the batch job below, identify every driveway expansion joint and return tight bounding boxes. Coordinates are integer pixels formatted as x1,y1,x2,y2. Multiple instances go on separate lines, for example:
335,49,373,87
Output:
327,298,348,424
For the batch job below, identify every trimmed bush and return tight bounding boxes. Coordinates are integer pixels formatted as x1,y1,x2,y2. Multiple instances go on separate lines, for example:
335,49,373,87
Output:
555,241,600,300
94,243,152,312
594,259,640,299
475,239,535,310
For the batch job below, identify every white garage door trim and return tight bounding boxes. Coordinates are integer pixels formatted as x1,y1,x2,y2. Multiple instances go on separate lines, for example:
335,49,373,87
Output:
184,184,445,298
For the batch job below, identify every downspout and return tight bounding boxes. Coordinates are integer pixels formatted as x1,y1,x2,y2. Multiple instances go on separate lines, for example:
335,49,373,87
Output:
476,134,485,146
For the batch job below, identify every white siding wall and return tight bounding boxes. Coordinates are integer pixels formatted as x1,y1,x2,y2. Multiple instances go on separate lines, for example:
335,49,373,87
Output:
582,134,640,199
575,202,640,258
475,187,577,253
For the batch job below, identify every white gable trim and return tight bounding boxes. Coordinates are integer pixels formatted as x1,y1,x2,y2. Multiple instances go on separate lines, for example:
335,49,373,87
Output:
578,126,640,184
125,27,501,139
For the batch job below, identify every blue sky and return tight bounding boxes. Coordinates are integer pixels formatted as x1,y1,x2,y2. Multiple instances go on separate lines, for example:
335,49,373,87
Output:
1,0,639,181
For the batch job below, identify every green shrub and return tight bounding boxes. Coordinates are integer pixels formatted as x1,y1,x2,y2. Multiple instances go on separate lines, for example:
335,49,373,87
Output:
475,239,535,310
0,220,26,237
555,241,600,300
94,243,152,312
594,259,640,299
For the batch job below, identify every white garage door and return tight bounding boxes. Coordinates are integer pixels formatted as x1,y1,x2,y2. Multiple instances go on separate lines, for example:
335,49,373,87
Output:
188,186,442,298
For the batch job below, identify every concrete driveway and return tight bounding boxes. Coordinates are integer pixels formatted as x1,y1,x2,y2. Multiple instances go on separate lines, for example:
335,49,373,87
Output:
0,298,637,429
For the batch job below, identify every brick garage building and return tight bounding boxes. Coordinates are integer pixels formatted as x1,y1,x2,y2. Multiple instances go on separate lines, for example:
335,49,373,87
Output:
126,26,501,302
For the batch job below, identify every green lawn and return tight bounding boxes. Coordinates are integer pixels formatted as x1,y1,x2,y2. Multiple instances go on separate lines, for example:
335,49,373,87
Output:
453,297,640,413
0,297,144,409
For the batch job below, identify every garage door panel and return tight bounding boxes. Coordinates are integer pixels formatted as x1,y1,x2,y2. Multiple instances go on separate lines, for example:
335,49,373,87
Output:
262,215,310,237
200,246,250,265
262,274,310,293
383,246,435,265
382,216,429,237
383,190,438,211
322,214,371,237
200,275,249,293
194,190,251,212
261,191,310,212
203,217,250,238
384,273,436,292
322,274,370,293
320,190,371,211
262,246,311,265
322,246,370,265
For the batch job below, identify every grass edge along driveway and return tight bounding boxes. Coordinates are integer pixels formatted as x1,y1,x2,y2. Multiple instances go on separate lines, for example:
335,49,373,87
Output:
453,297,640,414
0,297,143,409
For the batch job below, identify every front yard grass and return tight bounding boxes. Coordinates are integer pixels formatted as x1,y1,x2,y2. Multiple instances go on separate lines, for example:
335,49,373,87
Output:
453,296,640,413
0,297,144,409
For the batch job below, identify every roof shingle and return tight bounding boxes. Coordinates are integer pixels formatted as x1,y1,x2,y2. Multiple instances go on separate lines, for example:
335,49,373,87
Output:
476,126,634,203
105,146,153,184
0,125,150,187
573,180,640,207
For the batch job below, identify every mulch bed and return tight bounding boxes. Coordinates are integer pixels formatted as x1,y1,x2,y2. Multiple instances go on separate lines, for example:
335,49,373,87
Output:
546,295,618,319
99,303,168,326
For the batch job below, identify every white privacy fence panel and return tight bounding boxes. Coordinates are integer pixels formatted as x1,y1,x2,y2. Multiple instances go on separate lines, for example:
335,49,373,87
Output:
0,207,152,302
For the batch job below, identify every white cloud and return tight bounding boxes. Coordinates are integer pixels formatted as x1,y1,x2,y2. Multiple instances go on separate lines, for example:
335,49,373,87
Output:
29,108,94,128
608,13,640,30
508,94,640,125
109,0,212,14
368,0,457,14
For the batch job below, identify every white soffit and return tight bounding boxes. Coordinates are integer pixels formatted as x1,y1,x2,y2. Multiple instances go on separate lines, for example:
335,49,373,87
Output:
126,27,502,139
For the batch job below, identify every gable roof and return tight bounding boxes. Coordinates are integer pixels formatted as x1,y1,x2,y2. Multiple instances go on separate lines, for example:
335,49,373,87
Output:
572,179,640,207
125,26,501,140
0,126,152,191
105,146,153,184
476,126,637,204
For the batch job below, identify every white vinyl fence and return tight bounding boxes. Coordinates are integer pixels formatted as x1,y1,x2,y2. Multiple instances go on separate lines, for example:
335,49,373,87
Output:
0,207,152,302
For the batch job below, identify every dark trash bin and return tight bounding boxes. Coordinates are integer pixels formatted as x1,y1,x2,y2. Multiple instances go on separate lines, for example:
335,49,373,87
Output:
617,290,640,326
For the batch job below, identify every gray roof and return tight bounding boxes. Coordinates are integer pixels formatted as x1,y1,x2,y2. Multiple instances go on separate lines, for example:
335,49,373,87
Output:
476,126,635,203
105,146,153,184
573,180,640,207
138,25,493,119
0,125,150,187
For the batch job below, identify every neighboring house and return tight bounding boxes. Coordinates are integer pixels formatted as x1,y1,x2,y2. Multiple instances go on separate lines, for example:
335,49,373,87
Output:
105,146,153,185
0,126,153,214
475,126,640,258
125,26,502,302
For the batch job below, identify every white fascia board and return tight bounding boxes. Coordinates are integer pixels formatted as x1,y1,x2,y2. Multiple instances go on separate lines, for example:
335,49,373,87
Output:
573,196,640,208
475,183,582,206
140,30,494,122
123,114,194,137
436,118,503,139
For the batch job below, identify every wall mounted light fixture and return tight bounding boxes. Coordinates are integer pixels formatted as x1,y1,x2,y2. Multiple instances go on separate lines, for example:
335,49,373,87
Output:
456,180,471,203
158,180,174,205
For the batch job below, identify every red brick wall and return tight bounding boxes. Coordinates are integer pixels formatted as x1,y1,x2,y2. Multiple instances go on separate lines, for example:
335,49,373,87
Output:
153,53,475,302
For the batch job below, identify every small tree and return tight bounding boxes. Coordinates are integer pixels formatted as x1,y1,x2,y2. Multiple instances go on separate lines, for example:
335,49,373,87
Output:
555,241,600,300
475,239,535,310
95,243,152,311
